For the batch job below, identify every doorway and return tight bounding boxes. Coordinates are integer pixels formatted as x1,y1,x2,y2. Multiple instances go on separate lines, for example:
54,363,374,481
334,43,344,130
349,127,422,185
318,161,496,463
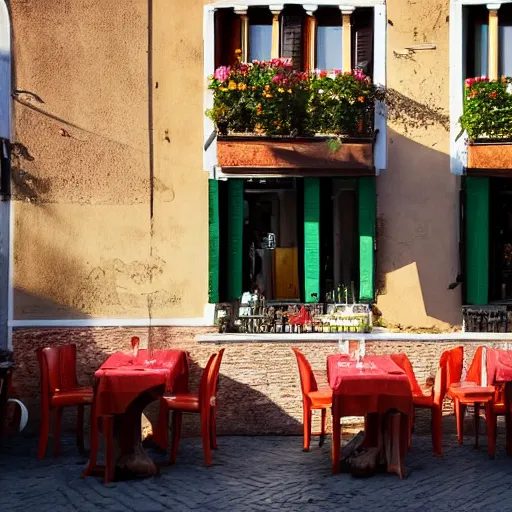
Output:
490,178,512,302
243,179,300,301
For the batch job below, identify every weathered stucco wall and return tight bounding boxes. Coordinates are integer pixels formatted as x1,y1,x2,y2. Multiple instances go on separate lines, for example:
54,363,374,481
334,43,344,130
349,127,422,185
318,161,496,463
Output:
10,0,209,319
9,0,460,327
376,0,461,329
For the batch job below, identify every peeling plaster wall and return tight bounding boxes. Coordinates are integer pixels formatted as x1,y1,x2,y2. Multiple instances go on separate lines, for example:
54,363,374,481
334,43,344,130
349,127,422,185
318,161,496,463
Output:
376,0,461,329
11,0,208,319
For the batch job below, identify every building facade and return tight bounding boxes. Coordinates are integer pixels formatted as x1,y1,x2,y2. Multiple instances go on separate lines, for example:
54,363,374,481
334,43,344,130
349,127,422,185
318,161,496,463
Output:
3,0,512,432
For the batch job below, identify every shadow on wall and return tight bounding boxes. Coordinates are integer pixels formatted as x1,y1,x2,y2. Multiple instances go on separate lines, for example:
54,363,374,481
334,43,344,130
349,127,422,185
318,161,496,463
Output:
376,128,461,326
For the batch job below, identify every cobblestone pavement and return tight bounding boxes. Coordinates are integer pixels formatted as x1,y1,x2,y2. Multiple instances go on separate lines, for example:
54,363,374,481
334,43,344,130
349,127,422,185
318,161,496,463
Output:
1,430,512,512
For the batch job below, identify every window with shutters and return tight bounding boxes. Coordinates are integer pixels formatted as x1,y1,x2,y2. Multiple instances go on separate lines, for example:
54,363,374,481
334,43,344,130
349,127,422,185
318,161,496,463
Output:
464,4,512,79
214,6,374,74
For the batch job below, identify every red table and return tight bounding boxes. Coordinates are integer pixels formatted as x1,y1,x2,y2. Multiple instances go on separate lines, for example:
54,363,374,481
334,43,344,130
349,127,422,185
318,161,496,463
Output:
327,354,413,475
82,349,188,483
486,348,512,455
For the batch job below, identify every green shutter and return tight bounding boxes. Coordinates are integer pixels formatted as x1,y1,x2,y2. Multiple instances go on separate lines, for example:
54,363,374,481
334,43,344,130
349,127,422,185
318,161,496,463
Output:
208,179,220,304
304,178,320,303
227,179,244,301
359,176,376,302
466,177,489,305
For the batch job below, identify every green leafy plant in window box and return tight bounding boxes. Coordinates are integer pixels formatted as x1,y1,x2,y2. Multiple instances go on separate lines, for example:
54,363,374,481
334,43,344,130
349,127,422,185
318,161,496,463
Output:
207,51,382,139
458,76,512,141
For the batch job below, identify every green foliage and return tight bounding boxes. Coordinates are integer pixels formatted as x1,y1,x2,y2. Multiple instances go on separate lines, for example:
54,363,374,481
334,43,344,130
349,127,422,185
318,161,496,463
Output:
207,55,382,138
459,77,512,141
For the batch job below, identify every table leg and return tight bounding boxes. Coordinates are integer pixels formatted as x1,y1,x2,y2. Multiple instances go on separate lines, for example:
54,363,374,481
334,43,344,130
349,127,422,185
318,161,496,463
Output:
506,383,512,456
82,391,100,478
485,402,496,459
331,396,341,474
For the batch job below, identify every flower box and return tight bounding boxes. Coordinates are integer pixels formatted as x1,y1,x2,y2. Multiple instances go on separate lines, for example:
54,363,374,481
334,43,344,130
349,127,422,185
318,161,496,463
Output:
217,135,374,176
467,140,512,171
460,77,512,172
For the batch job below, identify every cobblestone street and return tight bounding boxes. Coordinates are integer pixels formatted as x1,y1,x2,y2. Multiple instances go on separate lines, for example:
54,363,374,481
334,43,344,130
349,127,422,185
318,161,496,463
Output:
1,429,512,512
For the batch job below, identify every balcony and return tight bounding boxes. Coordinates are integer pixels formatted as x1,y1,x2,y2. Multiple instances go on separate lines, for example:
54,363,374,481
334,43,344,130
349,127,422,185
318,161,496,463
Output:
208,57,381,176
460,77,512,174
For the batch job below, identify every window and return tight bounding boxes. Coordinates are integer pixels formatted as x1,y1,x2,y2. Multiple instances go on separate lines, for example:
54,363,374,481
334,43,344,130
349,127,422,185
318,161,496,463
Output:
465,4,512,78
248,8,272,62
316,8,343,71
214,6,374,74
499,7,512,77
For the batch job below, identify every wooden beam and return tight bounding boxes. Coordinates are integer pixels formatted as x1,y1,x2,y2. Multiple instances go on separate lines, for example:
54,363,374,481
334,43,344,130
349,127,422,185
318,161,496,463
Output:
270,5,283,58
487,4,500,80
341,7,354,73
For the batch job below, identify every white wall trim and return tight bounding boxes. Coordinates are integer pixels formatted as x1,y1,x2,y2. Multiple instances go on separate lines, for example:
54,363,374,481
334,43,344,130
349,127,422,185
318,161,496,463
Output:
453,0,512,5
209,0,386,7
9,303,216,329
196,331,512,342
373,3,387,174
0,0,11,351
9,317,215,329
449,0,465,175
204,5,218,179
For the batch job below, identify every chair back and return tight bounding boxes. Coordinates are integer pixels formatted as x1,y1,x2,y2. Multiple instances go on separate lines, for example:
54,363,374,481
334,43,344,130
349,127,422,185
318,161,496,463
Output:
390,353,423,396
433,346,464,405
466,346,483,385
210,348,225,401
199,349,225,410
291,347,318,397
37,345,79,397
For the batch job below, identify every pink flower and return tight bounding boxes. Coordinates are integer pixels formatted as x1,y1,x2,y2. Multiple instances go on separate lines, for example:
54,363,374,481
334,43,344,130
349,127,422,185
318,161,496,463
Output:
353,69,365,81
272,74,284,83
214,66,230,82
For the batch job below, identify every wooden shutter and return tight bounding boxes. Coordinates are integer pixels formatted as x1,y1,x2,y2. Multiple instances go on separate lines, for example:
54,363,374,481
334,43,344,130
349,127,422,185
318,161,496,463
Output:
304,178,320,303
227,179,244,301
466,177,489,305
215,9,242,68
358,176,376,302
281,15,303,70
355,27,373,75
208,179,220,304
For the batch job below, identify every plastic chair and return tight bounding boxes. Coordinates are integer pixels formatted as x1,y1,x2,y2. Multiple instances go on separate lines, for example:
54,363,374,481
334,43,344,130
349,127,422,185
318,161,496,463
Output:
37,345,93,459
291,347,332,451
391,347,463,456
160,348,225,466
448,346,504,457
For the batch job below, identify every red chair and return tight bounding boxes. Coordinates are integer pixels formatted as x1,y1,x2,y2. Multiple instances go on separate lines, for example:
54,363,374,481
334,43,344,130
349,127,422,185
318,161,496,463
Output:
291,347,332,451
160,349,225,466
391,347,463,456
37,345,94,459
448,346,504,457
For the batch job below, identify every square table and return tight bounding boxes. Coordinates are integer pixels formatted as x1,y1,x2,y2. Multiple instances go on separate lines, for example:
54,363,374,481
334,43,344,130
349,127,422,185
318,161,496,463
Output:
327,354,413,476
82,349,188,484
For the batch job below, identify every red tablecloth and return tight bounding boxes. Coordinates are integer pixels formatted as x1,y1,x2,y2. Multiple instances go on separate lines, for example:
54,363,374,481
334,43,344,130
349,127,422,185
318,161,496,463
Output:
486,349,512,385
327,355,412,416
94,349,188,416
